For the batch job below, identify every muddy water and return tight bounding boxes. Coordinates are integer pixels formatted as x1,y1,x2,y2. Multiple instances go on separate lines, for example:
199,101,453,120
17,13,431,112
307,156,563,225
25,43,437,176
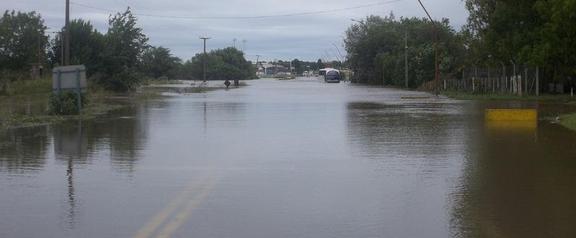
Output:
1,78,576,238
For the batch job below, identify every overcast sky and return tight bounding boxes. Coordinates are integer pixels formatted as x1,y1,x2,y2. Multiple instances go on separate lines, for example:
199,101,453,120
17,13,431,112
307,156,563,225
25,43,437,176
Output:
4,0,468,62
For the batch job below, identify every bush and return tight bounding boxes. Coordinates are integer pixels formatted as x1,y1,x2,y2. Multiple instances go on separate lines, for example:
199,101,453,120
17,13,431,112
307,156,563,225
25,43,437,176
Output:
48,91,88,115
92,68,142,92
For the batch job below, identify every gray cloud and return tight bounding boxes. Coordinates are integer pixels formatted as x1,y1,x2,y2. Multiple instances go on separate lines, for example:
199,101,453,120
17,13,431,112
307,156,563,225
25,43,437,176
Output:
4,0,468,62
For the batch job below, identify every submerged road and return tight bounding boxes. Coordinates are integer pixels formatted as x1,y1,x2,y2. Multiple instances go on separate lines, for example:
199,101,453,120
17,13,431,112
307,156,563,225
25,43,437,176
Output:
1,78,576,237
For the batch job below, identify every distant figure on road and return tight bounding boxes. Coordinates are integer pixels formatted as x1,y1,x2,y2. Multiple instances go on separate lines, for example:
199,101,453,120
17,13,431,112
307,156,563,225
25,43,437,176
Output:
224,80,231,89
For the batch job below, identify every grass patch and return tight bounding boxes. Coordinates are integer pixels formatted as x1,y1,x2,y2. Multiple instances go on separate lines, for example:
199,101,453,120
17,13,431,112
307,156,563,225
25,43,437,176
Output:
0,94,126,130
142,78,183,85
3,76,52,95
560,113,576,132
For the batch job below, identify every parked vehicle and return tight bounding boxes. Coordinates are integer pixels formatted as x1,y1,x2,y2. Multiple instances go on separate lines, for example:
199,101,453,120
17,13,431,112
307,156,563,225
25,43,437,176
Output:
324,69,341,83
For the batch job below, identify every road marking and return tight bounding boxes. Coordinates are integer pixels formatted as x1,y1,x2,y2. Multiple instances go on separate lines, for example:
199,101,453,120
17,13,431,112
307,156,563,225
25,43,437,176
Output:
155,179,216,238
133,176,217,238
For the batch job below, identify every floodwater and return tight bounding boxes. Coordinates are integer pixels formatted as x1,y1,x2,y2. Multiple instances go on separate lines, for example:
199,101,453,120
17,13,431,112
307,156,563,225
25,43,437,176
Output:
1,78,576,238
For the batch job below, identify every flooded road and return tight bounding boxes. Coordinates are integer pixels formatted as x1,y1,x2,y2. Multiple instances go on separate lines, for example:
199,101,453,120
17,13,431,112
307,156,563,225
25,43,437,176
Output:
1,78,576,238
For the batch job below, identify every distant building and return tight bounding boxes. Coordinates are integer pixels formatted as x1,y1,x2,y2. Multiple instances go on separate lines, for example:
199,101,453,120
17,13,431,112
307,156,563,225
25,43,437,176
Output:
255,62,290,77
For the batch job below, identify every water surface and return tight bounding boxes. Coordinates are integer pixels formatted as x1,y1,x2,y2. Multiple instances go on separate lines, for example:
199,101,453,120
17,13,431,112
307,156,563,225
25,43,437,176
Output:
1,78,576,238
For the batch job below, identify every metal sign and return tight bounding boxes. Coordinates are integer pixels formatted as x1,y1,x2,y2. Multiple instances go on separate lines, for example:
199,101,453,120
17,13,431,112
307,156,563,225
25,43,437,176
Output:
52,65,87,91
52,65,87,112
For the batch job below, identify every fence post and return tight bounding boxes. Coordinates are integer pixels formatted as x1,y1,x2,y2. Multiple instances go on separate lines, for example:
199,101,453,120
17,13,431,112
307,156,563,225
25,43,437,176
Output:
512,62,517,95
524,67,528,95
57,70,62,93
473,66,478,93
76,68,82,112
536,66,540,96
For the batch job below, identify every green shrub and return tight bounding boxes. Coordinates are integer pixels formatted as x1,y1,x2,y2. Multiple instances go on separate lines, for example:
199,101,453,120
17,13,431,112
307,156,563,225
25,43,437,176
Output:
48,91,88,115
92,68,142,92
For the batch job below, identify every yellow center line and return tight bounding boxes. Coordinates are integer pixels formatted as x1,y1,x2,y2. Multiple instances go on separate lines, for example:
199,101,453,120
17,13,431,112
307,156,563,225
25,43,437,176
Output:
155,179,216,238
133,175,217,238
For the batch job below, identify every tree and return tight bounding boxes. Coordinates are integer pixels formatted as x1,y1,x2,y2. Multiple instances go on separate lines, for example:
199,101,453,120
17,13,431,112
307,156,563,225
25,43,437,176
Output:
464,0,576,88
0,10,48,71
291,59,303,75
94,8,149,91
344,15,464,87
533,0,576,80
181,47,255,82
465,0,540,64
49,19,104,75
140,46,181,79
316,59,324,70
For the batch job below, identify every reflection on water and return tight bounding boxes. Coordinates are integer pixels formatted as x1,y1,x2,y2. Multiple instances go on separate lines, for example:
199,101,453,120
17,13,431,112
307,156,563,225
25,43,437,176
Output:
2,79,576,237
346,102,473,161
453,117,576,237
0,103,150,236
0,105,149,173
0,126,49,173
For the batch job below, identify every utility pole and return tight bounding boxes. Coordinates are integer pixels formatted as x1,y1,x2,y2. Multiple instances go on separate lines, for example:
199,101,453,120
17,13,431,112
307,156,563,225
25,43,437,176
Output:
417,0,439,92
64,0,70,65
331,43,345,68
405,30,408,88
255,55,261,75
60,32,64,65
200,37,211,82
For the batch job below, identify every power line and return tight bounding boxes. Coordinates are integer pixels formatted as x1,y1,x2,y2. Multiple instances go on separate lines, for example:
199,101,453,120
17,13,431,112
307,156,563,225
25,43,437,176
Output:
70,0,403,20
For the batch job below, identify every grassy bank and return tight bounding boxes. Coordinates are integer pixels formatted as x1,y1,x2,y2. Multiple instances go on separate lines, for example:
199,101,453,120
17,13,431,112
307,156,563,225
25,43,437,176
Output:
0,78,247,130
0,91,129,130
560,113,576,132
4,76,53,95
0,77,140,130
442,91,576,101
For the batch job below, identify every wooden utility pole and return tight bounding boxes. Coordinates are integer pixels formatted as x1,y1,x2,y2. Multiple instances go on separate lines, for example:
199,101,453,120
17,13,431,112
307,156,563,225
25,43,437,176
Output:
405,30,408,88
417,0,439,92
64,0,70,65
200,37,210,82
60,32,64,65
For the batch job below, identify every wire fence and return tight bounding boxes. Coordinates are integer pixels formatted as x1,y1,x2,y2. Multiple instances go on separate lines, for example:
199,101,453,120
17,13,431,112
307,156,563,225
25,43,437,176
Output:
442,65,553,95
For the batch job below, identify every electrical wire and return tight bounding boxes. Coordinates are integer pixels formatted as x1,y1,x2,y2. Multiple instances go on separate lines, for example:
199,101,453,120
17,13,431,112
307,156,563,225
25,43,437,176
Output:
70,0,403,20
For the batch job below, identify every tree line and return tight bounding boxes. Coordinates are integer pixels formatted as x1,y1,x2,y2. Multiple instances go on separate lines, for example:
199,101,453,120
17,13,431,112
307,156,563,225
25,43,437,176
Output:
345,14,464,88
463,0,575,87
0,8,255,93
345,1,576,92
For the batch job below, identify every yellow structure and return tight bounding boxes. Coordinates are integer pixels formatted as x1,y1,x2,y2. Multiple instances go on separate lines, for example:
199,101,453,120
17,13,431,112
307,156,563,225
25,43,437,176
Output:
485,109,537,121
485,109,538,131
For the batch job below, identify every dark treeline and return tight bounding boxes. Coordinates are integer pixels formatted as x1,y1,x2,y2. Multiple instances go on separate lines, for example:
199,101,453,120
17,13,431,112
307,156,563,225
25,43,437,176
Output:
273,59,341,76
181,47,255,81
463,0,576,88
0,10,49,88
345,14,464,88
0,8,255,93
346,1,576,92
